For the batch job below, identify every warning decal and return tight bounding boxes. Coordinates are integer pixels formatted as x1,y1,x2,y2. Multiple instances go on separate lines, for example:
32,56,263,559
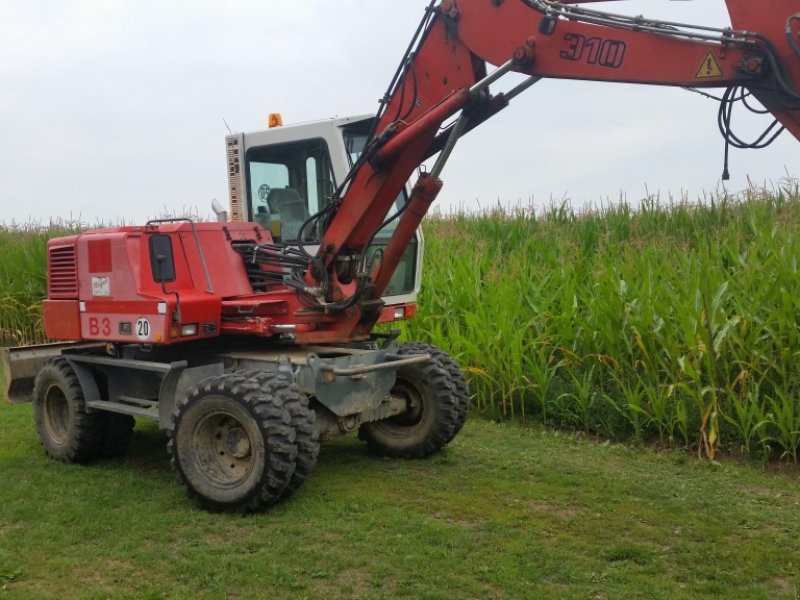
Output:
696,50,723,79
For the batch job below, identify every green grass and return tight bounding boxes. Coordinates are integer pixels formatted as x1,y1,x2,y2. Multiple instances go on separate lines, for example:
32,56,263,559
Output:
1,402,799,599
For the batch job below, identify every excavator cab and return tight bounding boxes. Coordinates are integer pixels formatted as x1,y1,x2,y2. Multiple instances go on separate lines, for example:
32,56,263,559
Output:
224,114,422,307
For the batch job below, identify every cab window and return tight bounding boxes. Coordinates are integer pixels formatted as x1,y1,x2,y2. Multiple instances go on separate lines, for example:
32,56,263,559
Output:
342,122,417,295
246,138,335,242
342,124,407,241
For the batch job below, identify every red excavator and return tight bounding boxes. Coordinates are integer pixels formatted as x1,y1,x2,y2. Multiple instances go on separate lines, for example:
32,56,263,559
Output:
3,0,799,512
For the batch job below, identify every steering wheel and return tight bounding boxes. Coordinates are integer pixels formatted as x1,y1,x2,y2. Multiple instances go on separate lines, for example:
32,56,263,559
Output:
258,184,271,203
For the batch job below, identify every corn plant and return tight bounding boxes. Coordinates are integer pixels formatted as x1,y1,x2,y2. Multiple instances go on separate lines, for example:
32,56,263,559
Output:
0,221,81,345
409,181,800,461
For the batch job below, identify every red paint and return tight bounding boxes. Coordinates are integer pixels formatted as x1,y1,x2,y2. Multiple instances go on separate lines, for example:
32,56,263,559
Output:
43,300,81,340
87,239,112,273
726,0,800,139
83,300,162,314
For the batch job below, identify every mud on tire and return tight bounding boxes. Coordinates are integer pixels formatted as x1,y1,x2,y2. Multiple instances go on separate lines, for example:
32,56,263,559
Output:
236,368,319,498
168,373,298,513
358,342,464,458
393,342,469,441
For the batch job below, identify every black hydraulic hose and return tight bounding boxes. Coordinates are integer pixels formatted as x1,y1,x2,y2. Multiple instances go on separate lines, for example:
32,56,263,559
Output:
717,86,786,180
750,34,800,105
296,199,339,258
718,87,785,150
378,1,437,114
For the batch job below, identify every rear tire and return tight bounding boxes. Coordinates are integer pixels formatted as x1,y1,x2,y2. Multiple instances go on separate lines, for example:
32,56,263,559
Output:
168,373,297,513
32,357,105,463
394,342,469,441
358,343,461,458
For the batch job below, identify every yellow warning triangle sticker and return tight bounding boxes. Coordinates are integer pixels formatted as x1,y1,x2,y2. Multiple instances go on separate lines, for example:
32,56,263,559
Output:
696,50,723,79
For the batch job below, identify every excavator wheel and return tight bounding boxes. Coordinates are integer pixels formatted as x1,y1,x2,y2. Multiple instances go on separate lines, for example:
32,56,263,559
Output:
358,342,464,458
32,357,106,463
392,342,469,441
235,368,319,498
168,373,298,513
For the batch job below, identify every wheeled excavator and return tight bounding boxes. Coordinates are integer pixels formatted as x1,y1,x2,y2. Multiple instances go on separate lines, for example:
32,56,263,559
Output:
3,0,799,512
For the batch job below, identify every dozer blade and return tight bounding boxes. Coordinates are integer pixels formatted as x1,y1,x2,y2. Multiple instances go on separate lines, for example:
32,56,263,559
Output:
1,343,99,404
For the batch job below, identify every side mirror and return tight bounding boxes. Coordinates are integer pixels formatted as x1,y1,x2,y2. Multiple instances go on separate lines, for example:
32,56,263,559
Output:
149,235,176,283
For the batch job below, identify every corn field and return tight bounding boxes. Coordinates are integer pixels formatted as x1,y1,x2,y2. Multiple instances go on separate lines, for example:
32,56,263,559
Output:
1,225,56,346
3,185,800,460
400,182,800,461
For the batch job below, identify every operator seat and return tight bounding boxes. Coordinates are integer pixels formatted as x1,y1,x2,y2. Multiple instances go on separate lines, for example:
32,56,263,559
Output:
266,188,311,241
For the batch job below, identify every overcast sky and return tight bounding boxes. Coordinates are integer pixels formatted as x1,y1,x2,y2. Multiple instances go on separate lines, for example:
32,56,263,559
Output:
1,1,796,225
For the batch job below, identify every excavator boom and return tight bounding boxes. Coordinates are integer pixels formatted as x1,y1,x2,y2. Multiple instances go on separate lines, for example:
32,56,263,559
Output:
308,0,800,342
30,1,800,347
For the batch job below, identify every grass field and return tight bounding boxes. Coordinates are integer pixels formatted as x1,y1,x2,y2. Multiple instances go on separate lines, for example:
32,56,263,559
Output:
1,401,799,600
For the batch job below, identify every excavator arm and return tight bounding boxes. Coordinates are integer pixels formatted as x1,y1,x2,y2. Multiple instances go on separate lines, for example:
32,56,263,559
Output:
292,0,799,343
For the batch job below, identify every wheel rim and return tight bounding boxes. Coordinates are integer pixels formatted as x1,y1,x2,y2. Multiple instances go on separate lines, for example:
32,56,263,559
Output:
43,384,70,445
387,379,425,427
190,409,258,488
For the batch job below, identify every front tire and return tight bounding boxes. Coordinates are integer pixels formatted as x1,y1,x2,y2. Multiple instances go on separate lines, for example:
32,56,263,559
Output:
32,358,106,463
235,368,319,498
358,343,463,458
168,373,298,513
